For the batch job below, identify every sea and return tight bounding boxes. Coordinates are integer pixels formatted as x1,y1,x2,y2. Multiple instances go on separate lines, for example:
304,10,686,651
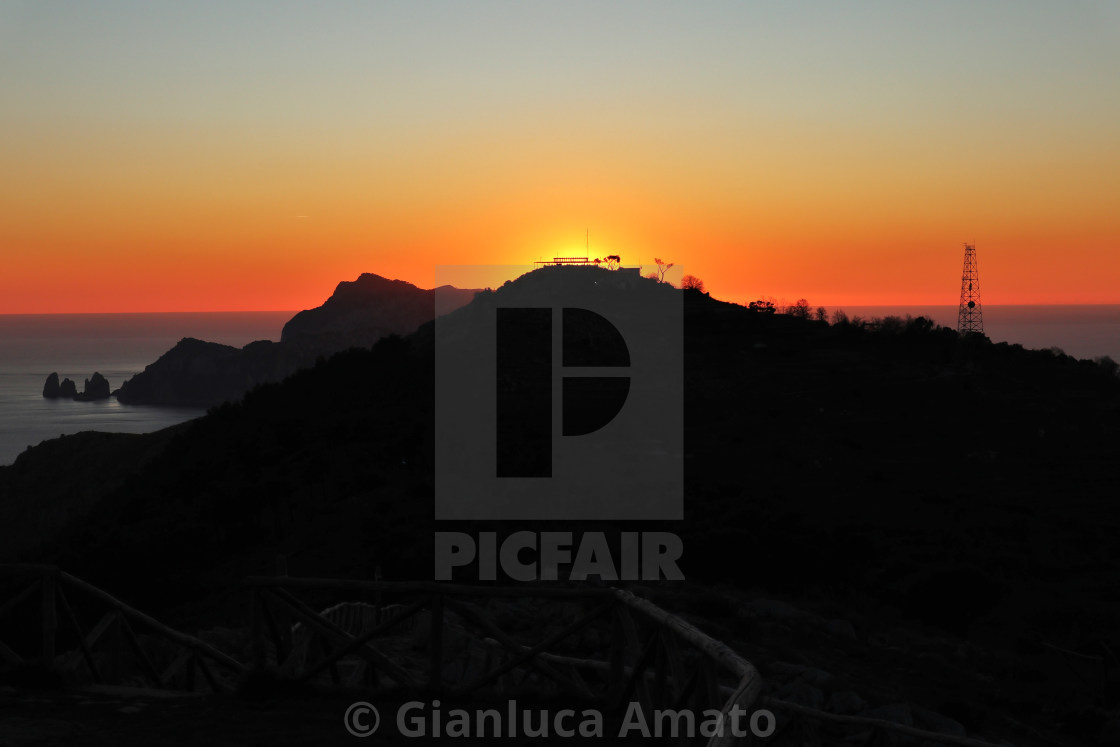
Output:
837,304,1120,362
0,312,294,467
0,305,1118,467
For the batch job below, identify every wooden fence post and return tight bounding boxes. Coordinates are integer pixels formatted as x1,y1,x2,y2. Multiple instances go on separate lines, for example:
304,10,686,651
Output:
40,570,57,664
609,604,624,701
250,587,264,668
429,594,444,689
111,610,125,684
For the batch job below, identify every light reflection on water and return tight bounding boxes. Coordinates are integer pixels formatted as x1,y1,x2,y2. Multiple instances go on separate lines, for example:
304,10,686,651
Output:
0,374,206,465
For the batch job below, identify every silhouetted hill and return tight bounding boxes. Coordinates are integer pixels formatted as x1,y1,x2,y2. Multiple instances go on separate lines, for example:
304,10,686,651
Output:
3,267,1120,743
281,272,477,356
115,337,315,407
114,274,478,406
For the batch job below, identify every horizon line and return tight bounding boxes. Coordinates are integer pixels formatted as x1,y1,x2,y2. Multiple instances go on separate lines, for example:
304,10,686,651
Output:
6,301,1120,316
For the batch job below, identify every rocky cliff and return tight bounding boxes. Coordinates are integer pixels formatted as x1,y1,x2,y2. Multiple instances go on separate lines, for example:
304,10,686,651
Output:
281,273,477,356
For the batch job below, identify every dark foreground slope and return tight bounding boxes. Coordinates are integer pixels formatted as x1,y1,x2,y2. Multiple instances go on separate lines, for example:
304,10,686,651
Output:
3,270,1120,743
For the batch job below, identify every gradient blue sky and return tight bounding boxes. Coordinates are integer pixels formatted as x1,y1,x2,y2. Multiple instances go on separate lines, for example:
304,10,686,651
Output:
2,1,1118,311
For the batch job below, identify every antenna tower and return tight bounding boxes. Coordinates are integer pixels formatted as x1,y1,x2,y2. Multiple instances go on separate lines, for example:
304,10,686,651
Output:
957,243,984,335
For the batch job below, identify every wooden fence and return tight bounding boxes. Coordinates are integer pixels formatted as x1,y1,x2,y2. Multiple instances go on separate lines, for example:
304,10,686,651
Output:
247,577,1011,746
0,564,243,693
0,565,1016,746
247,576,760,746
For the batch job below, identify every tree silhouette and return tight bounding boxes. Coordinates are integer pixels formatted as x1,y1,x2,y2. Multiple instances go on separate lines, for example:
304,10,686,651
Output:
681,274,705,292
653,258,674,283
1096,355,1120,377
604,254,621,271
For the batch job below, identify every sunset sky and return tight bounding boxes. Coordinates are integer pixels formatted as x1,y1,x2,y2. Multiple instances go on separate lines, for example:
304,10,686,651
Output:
2,1,1118,313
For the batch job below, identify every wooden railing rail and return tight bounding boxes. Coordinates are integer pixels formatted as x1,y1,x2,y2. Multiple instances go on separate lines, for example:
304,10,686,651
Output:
0,564,245,692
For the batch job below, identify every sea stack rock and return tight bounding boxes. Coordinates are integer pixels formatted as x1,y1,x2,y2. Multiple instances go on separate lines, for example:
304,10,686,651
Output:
59,378,78,398
43,372,61,398
76,372,111,401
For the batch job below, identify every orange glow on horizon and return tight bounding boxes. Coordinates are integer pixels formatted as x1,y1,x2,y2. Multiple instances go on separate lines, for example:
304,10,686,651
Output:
3,122,1116,312
2,4,1118,313
3,228,1120,314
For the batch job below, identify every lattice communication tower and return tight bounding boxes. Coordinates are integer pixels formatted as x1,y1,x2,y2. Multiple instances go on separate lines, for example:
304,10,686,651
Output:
957,243,984,334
